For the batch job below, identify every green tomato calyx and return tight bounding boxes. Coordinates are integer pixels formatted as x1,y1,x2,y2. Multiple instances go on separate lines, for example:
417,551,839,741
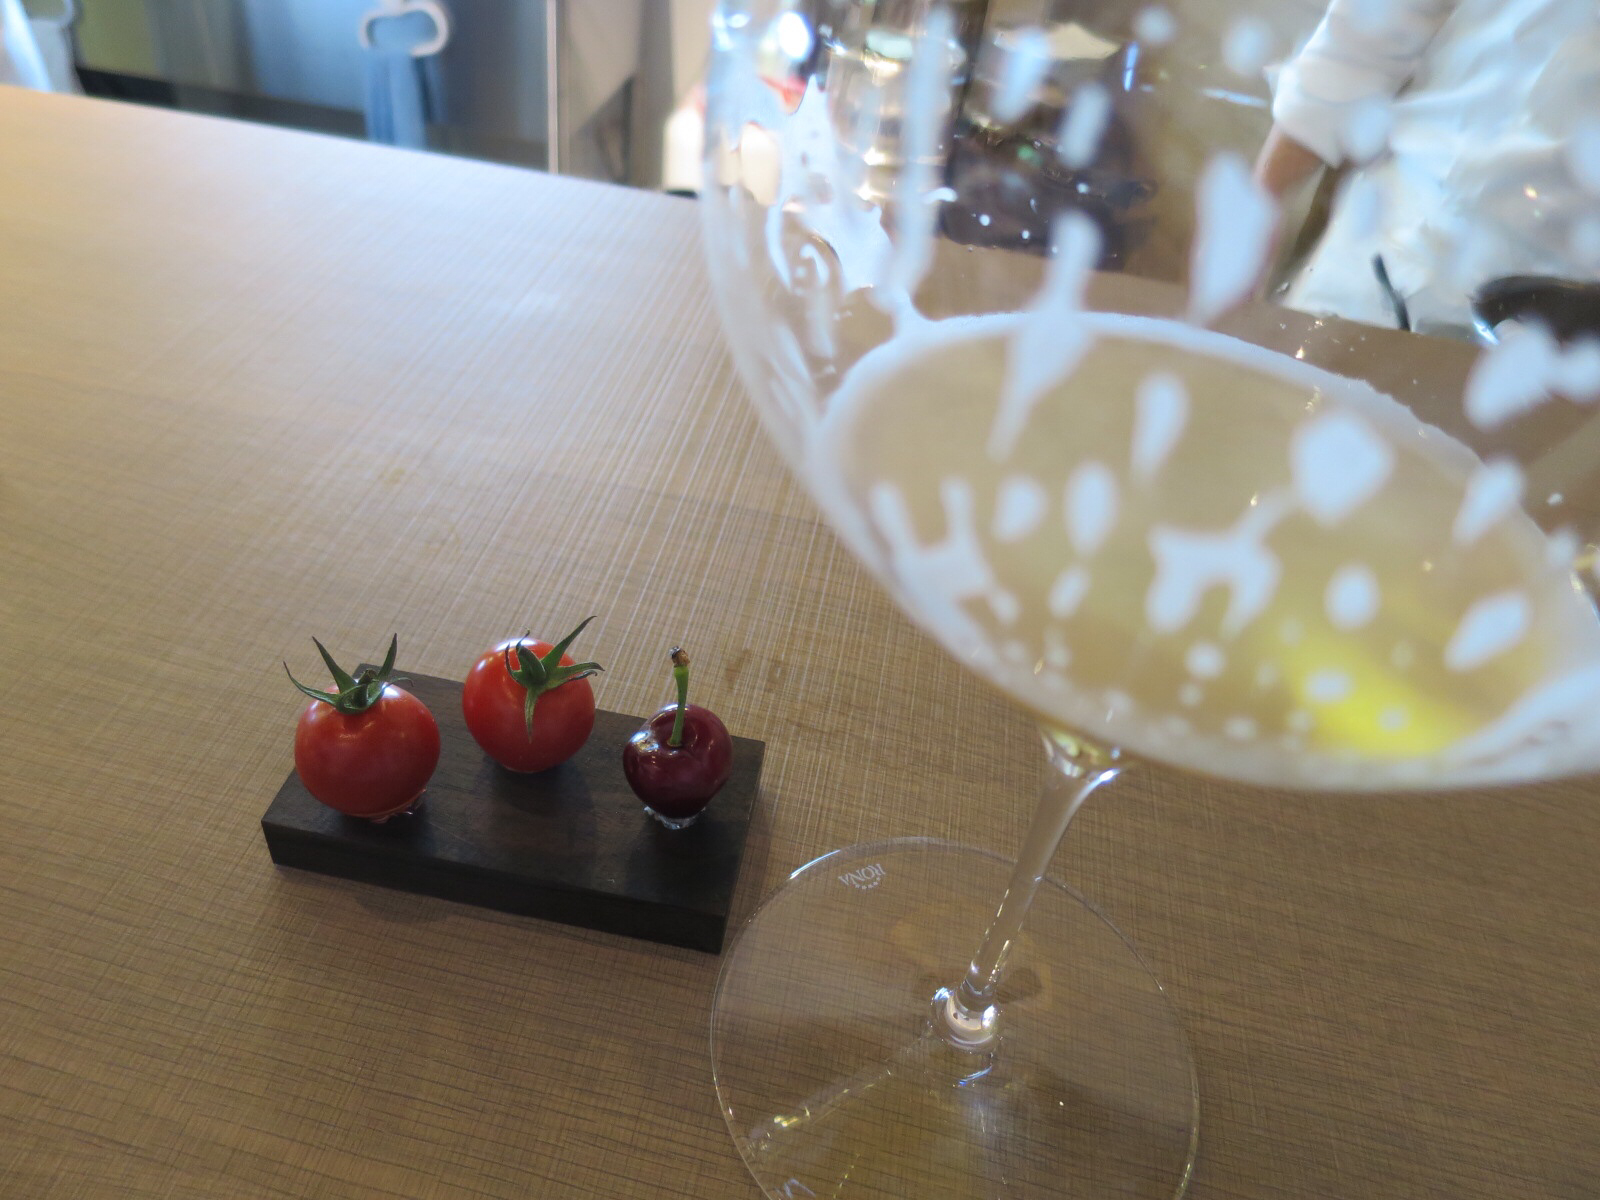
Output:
505,615,603,737
285,634,402,715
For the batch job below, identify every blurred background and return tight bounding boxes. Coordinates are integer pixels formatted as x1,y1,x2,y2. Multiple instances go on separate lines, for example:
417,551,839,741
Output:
2,0,718,187
2,0,1331,282
11,0,1597,345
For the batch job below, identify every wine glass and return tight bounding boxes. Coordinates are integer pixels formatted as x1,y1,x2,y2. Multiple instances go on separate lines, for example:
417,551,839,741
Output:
699,2,1600,1196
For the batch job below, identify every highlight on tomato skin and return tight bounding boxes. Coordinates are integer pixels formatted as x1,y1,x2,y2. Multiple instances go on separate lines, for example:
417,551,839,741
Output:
284,635,441,821
460,616,604,774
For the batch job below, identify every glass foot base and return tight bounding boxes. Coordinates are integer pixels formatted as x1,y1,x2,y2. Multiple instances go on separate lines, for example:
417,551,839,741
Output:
712,839,1198,1199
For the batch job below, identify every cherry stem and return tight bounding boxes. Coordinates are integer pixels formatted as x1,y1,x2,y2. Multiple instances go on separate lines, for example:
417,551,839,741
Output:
669,648,690,748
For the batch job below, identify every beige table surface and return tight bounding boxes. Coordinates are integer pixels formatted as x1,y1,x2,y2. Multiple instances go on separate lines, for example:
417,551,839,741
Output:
1,87,1597,1200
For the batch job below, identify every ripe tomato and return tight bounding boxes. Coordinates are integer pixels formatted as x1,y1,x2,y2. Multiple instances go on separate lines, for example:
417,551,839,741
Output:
294,686,441,818
286,636,440,820
461,617,602,773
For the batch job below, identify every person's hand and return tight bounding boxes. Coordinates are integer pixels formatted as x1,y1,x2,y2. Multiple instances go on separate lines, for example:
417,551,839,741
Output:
1244,124,1330,303
1253,124,1326,203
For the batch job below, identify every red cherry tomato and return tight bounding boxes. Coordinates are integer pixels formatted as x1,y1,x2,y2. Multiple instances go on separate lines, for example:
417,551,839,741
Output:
293,684,440,819
462,638,597,772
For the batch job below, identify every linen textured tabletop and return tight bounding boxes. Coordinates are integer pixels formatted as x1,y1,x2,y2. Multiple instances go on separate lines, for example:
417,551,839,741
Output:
1,87,1596,1199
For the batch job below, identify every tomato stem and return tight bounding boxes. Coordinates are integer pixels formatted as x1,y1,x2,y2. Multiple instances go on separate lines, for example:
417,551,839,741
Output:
503,617,603,738
669,647,690,748
285,635,398,714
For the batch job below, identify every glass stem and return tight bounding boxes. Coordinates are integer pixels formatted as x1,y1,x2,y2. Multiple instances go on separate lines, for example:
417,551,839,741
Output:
934,728,1121,1050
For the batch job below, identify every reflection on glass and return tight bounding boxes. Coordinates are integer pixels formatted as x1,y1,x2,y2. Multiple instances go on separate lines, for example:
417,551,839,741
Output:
700,2,1600,1196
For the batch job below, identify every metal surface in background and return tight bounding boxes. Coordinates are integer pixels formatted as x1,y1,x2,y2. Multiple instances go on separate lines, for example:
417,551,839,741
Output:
66,0,714,183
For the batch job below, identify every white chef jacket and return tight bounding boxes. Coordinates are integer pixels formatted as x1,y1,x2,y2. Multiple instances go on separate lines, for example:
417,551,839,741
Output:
1271,0,1600,332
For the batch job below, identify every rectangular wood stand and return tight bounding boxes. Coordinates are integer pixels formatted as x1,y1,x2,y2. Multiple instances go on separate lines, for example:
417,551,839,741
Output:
261,671,764,953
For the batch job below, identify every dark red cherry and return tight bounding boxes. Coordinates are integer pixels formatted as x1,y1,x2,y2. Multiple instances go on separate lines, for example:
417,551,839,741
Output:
622,648,732,828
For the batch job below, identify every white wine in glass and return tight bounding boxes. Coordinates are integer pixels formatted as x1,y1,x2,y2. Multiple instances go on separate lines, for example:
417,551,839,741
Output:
810,312,1600,790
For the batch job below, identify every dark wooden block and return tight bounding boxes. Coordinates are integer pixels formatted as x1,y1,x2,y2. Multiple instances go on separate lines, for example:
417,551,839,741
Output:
261,670,764,953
